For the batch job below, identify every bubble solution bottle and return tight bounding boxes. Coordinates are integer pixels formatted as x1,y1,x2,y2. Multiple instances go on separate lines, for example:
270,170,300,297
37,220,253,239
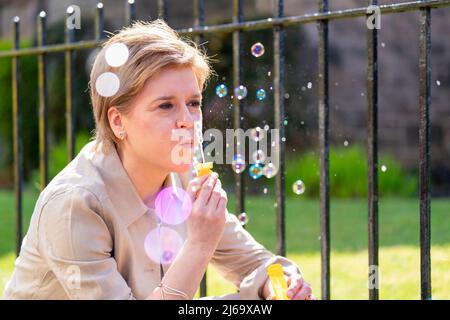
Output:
266,263,290,300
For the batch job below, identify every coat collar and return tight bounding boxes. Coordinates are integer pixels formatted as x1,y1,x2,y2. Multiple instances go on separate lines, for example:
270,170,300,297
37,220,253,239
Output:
85,140,194,227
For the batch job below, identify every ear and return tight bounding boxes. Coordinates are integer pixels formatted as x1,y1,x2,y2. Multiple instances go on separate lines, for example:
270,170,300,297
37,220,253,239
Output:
107,106,124,138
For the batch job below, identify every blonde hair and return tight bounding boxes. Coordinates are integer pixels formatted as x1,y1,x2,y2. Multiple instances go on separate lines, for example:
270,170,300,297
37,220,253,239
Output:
89,19,212,153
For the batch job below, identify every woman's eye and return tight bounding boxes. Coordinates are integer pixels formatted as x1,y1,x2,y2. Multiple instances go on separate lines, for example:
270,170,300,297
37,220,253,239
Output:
189,101,201,108
159,103,173,110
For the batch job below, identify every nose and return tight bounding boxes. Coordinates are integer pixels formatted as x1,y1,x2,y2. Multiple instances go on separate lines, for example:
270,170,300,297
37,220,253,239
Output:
176,104,195,129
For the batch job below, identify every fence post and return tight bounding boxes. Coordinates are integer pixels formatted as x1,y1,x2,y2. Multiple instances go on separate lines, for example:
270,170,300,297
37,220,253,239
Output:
12,16,23,257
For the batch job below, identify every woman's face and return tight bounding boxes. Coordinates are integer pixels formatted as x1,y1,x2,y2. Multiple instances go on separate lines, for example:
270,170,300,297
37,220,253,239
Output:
114,65,202,173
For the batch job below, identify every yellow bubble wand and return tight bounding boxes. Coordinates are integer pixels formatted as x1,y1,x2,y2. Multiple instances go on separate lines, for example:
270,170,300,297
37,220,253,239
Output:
266,263,290,300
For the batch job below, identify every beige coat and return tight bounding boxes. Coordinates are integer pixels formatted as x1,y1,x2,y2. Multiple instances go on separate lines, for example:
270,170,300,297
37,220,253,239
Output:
3,141,301,300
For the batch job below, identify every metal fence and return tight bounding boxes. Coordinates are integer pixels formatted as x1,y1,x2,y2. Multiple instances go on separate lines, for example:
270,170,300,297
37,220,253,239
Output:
1,0,449,300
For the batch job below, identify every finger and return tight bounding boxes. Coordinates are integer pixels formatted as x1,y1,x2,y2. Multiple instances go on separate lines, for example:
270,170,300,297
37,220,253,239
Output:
186,175,208,200
291,282,312,300
197,172,218,206
215,189,228,211
215,194,228,216
265,281,276,300
207,180,223,209
287,274,304,299
207,178,222,203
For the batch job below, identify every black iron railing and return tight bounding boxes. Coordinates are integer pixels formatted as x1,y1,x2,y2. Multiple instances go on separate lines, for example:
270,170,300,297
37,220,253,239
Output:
1,0,448,300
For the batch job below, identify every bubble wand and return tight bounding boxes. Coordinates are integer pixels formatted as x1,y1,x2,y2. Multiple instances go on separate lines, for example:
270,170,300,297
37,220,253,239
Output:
194,122,213,177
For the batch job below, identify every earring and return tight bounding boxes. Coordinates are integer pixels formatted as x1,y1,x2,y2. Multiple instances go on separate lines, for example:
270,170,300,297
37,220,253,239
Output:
118,131,126,140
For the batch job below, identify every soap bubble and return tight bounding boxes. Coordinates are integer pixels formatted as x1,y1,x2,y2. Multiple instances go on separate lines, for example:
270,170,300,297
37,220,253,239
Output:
232,154,246,174
249,163,263,180
215,84,228,98
105,43,129,67
251,42,265,57
252,150,266,164
155,187,192,225
238,212,249,226
263,163,278,178
256,88,267,101
292,180,306,195
234,85,248,100
250,127,265,142
95,72,120,97
144,226,183,265
381,165,387,172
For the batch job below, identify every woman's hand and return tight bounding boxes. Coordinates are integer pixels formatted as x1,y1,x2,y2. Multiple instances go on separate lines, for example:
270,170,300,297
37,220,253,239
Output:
263,273,316,300
185,172,228,252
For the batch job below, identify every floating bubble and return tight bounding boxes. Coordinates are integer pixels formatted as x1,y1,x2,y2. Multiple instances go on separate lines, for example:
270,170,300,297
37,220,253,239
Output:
252,150,266,164
105,42,129,67
344,140,349,147
381,165,387,172
292,180,306,195
381,42,386,48
250,127,265,142
436,80,441,86
95,72,120,97
232,154,246,174
283,119,288,126
144,226,183,265
234,85,248,100
263,163,278,178
307,82,313,89
155,187,192,225
238,212,249,226
251,42,265,58
215,84,228,98
249,163,263,180
263,188,268,194
256,88,267,101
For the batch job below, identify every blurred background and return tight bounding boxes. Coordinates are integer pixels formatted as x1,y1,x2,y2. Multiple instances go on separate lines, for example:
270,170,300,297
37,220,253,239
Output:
0,0,449,299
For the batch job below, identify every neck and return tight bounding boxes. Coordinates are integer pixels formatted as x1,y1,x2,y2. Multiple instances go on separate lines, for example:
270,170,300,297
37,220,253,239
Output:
117,144,168,207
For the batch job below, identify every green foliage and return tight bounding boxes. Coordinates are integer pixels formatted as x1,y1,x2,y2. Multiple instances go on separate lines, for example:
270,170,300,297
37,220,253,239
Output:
0,40,39,179
29,133,92,190
285,145,417,198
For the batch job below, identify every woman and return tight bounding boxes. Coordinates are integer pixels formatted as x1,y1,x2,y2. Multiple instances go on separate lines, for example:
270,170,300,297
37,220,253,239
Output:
3,20,313,300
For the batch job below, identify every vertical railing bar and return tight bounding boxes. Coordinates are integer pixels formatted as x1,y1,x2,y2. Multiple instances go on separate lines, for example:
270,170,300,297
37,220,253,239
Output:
194,0,207,298
273,0,286,256
158,0,168,21
318,0,330,300
12,16,23,257
194,0,205,47
232,0,245,226
65,6,76,162
38,11,49,191
95,3,105,41
367,0,379,301
126,0,136,25
419,5,432,301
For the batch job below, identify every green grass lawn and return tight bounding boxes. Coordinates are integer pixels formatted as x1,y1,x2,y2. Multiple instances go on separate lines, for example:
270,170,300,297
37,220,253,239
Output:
1,189,449,299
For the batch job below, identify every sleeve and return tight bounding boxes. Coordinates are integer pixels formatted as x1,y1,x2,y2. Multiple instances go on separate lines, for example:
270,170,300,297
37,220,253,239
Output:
37,187,134,300
210,210,302,300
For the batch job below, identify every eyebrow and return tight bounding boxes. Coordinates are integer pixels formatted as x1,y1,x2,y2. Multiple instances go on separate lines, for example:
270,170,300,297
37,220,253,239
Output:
151,93,202,104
